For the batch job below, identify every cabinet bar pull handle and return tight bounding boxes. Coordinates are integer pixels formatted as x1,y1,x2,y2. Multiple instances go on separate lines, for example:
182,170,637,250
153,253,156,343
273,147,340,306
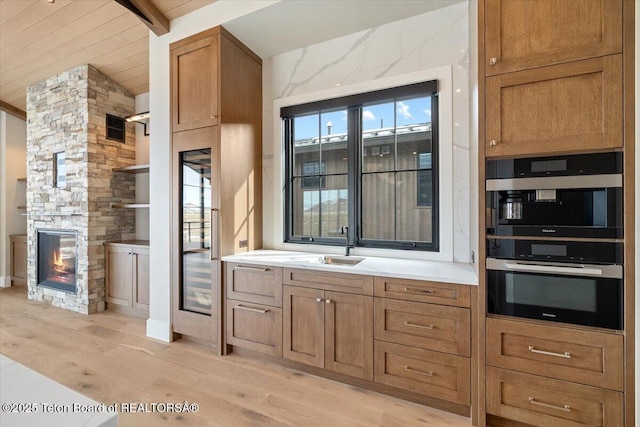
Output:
235,305,269,314
528,346,571,359
404,321,434,330
528,397,571,412
235,266,270,272
404,366,434,377
404,287,434,294
210,208,219,260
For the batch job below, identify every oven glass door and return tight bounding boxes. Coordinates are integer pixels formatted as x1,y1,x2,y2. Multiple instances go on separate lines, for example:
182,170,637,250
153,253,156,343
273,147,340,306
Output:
487,261,623,330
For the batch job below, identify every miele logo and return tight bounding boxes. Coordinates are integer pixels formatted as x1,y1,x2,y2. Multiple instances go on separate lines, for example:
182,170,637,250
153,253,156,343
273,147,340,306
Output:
542,313,557,318
541,229,556,233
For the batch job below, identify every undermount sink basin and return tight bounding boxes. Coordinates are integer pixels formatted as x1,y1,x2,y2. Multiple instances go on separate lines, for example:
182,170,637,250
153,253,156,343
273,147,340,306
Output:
320,255,364,266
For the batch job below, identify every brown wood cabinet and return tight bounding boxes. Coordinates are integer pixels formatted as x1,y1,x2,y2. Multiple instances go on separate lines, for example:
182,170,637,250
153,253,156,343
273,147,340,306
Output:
226,299,282,357
484,0,622,76
283,284,374,381
375,341,470,406
487,318,624,391
226,262,282,307
170,26,262,347
486,367,623,427
9,235,27,285
105,241,149,317
485,55,623,158
374,276,470,307
374,298,470,356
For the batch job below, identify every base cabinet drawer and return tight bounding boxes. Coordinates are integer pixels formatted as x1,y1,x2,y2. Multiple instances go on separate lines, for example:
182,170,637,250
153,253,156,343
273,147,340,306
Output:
226,263,283,307
487,318,623,391
226,299,282,357
374,341,470,405
374,298,470,356
486,367,623,427
374,276,470,307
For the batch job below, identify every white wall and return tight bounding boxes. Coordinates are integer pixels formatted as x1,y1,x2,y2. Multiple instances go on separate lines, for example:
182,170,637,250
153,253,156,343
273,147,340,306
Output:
146,0,280,341
134,93,150,241
263,2,472,263
0,112,27,287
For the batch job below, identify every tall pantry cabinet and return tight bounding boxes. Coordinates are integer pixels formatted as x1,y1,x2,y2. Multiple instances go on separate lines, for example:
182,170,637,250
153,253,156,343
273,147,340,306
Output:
170,26,262,348
478,1,635,426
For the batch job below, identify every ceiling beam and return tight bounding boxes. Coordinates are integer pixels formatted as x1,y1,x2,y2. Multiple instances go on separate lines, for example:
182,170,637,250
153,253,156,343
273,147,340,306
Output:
0,100,27,121
114,0,169,37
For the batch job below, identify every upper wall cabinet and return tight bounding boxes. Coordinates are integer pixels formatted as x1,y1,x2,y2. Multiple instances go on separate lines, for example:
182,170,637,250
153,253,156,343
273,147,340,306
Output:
484,0,622,76
171,34,219,132
485,55,623,158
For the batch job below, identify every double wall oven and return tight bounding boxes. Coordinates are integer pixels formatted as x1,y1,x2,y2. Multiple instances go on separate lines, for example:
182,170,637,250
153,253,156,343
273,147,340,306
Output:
486,152,624,330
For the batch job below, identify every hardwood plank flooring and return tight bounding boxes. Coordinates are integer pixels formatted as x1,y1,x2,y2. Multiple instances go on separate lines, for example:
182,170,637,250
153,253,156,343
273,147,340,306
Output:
0,286,472,427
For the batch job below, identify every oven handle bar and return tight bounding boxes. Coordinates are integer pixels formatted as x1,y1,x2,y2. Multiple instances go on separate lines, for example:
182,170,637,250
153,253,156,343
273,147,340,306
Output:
486,173,622,191
486,258,623,279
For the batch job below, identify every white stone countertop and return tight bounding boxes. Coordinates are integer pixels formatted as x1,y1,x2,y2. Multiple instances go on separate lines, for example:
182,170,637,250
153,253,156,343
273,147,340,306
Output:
222,250,478,286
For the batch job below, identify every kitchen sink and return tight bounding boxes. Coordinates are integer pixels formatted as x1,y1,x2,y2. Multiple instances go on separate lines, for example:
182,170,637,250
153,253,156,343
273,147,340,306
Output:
321,255,364,266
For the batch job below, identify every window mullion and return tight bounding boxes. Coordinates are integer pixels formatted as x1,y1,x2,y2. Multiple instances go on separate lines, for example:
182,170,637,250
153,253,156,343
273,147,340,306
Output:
347,107,359,248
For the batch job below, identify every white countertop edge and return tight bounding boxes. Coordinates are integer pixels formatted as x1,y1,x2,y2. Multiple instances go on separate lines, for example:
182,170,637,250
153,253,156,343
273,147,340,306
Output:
222,250,478,286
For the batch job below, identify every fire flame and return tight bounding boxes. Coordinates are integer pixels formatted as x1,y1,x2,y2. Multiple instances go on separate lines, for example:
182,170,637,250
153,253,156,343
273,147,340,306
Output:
52,250,66,273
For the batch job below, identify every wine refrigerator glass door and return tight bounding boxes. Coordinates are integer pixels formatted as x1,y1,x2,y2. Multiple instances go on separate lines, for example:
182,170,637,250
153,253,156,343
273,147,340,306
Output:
172,127,218,342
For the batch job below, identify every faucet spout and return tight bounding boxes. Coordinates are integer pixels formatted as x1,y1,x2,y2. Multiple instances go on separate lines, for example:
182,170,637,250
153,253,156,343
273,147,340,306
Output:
341,226,354,256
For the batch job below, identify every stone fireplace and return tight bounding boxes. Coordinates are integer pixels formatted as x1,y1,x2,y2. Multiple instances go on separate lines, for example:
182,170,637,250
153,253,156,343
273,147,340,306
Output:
26,64,136,314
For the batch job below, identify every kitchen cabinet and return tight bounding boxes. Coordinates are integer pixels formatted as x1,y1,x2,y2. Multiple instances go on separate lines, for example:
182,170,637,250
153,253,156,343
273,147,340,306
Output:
484,0,622,76
485,55,623,158
486,367,623,427
281,268,374,381
105,241,149,317
10,234,27,285
373,276,471,407
225,263,283,356
170,26,262,347
283,285,374,381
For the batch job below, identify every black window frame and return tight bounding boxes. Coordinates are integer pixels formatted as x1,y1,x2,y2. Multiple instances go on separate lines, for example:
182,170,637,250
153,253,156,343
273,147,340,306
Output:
282,80,439,252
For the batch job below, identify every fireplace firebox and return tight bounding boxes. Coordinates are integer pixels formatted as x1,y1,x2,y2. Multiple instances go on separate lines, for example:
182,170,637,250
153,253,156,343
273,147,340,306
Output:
37,230,77,293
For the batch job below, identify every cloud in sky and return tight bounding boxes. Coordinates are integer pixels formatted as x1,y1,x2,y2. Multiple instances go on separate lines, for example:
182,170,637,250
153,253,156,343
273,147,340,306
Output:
362,110,376,121
424,108,431,117
397,101,413,119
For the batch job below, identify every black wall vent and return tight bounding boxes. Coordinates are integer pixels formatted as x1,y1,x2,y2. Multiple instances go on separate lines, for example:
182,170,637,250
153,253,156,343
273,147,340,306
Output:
106,114,125,142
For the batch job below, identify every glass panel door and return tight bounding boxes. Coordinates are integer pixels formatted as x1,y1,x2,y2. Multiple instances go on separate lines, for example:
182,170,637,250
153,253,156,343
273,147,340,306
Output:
180,149,212,315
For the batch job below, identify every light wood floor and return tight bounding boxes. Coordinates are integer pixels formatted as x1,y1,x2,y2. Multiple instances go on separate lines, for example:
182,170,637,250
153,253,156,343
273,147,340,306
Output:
0,286,472,427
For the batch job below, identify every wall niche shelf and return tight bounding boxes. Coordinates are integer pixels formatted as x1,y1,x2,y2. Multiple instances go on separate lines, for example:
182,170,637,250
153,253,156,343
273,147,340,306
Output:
112,164,150,209
112,164,149,174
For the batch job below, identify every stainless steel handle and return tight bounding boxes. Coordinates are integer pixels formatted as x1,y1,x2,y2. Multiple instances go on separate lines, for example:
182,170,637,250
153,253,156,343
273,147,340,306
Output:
404,287,434,295
325,299,332,304
234,265,270,272
486,173,623,191
528,346,571,359
404,366,434,377
235,305,269,314
404,321,434,330
489,57,497,65
316,298,323,303
505,262,602,276
528,397,571,412
210,208,219,260
489,140,498,146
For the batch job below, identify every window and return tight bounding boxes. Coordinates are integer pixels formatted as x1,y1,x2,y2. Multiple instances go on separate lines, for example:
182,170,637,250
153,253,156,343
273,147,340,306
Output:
283,81,439,251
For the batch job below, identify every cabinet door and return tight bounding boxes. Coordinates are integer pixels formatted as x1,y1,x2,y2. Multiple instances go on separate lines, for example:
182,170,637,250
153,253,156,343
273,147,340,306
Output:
172,127,219,342
171,35,219,132
283,286,324,368
486,55,622,158
325,291,373,381
132,246,150,311
484,0,622,75
105,245,132,306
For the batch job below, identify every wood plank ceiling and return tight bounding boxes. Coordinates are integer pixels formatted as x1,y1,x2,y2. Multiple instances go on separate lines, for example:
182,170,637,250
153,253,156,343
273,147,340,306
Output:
0,0,216,113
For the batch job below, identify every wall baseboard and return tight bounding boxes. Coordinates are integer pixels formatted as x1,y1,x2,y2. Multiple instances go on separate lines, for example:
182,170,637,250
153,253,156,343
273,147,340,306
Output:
0,276,12,288
146,319,174,343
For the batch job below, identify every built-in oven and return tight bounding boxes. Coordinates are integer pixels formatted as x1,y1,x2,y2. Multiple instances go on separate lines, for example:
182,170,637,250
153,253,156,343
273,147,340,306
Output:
487,240,623,330
486,152,623,239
